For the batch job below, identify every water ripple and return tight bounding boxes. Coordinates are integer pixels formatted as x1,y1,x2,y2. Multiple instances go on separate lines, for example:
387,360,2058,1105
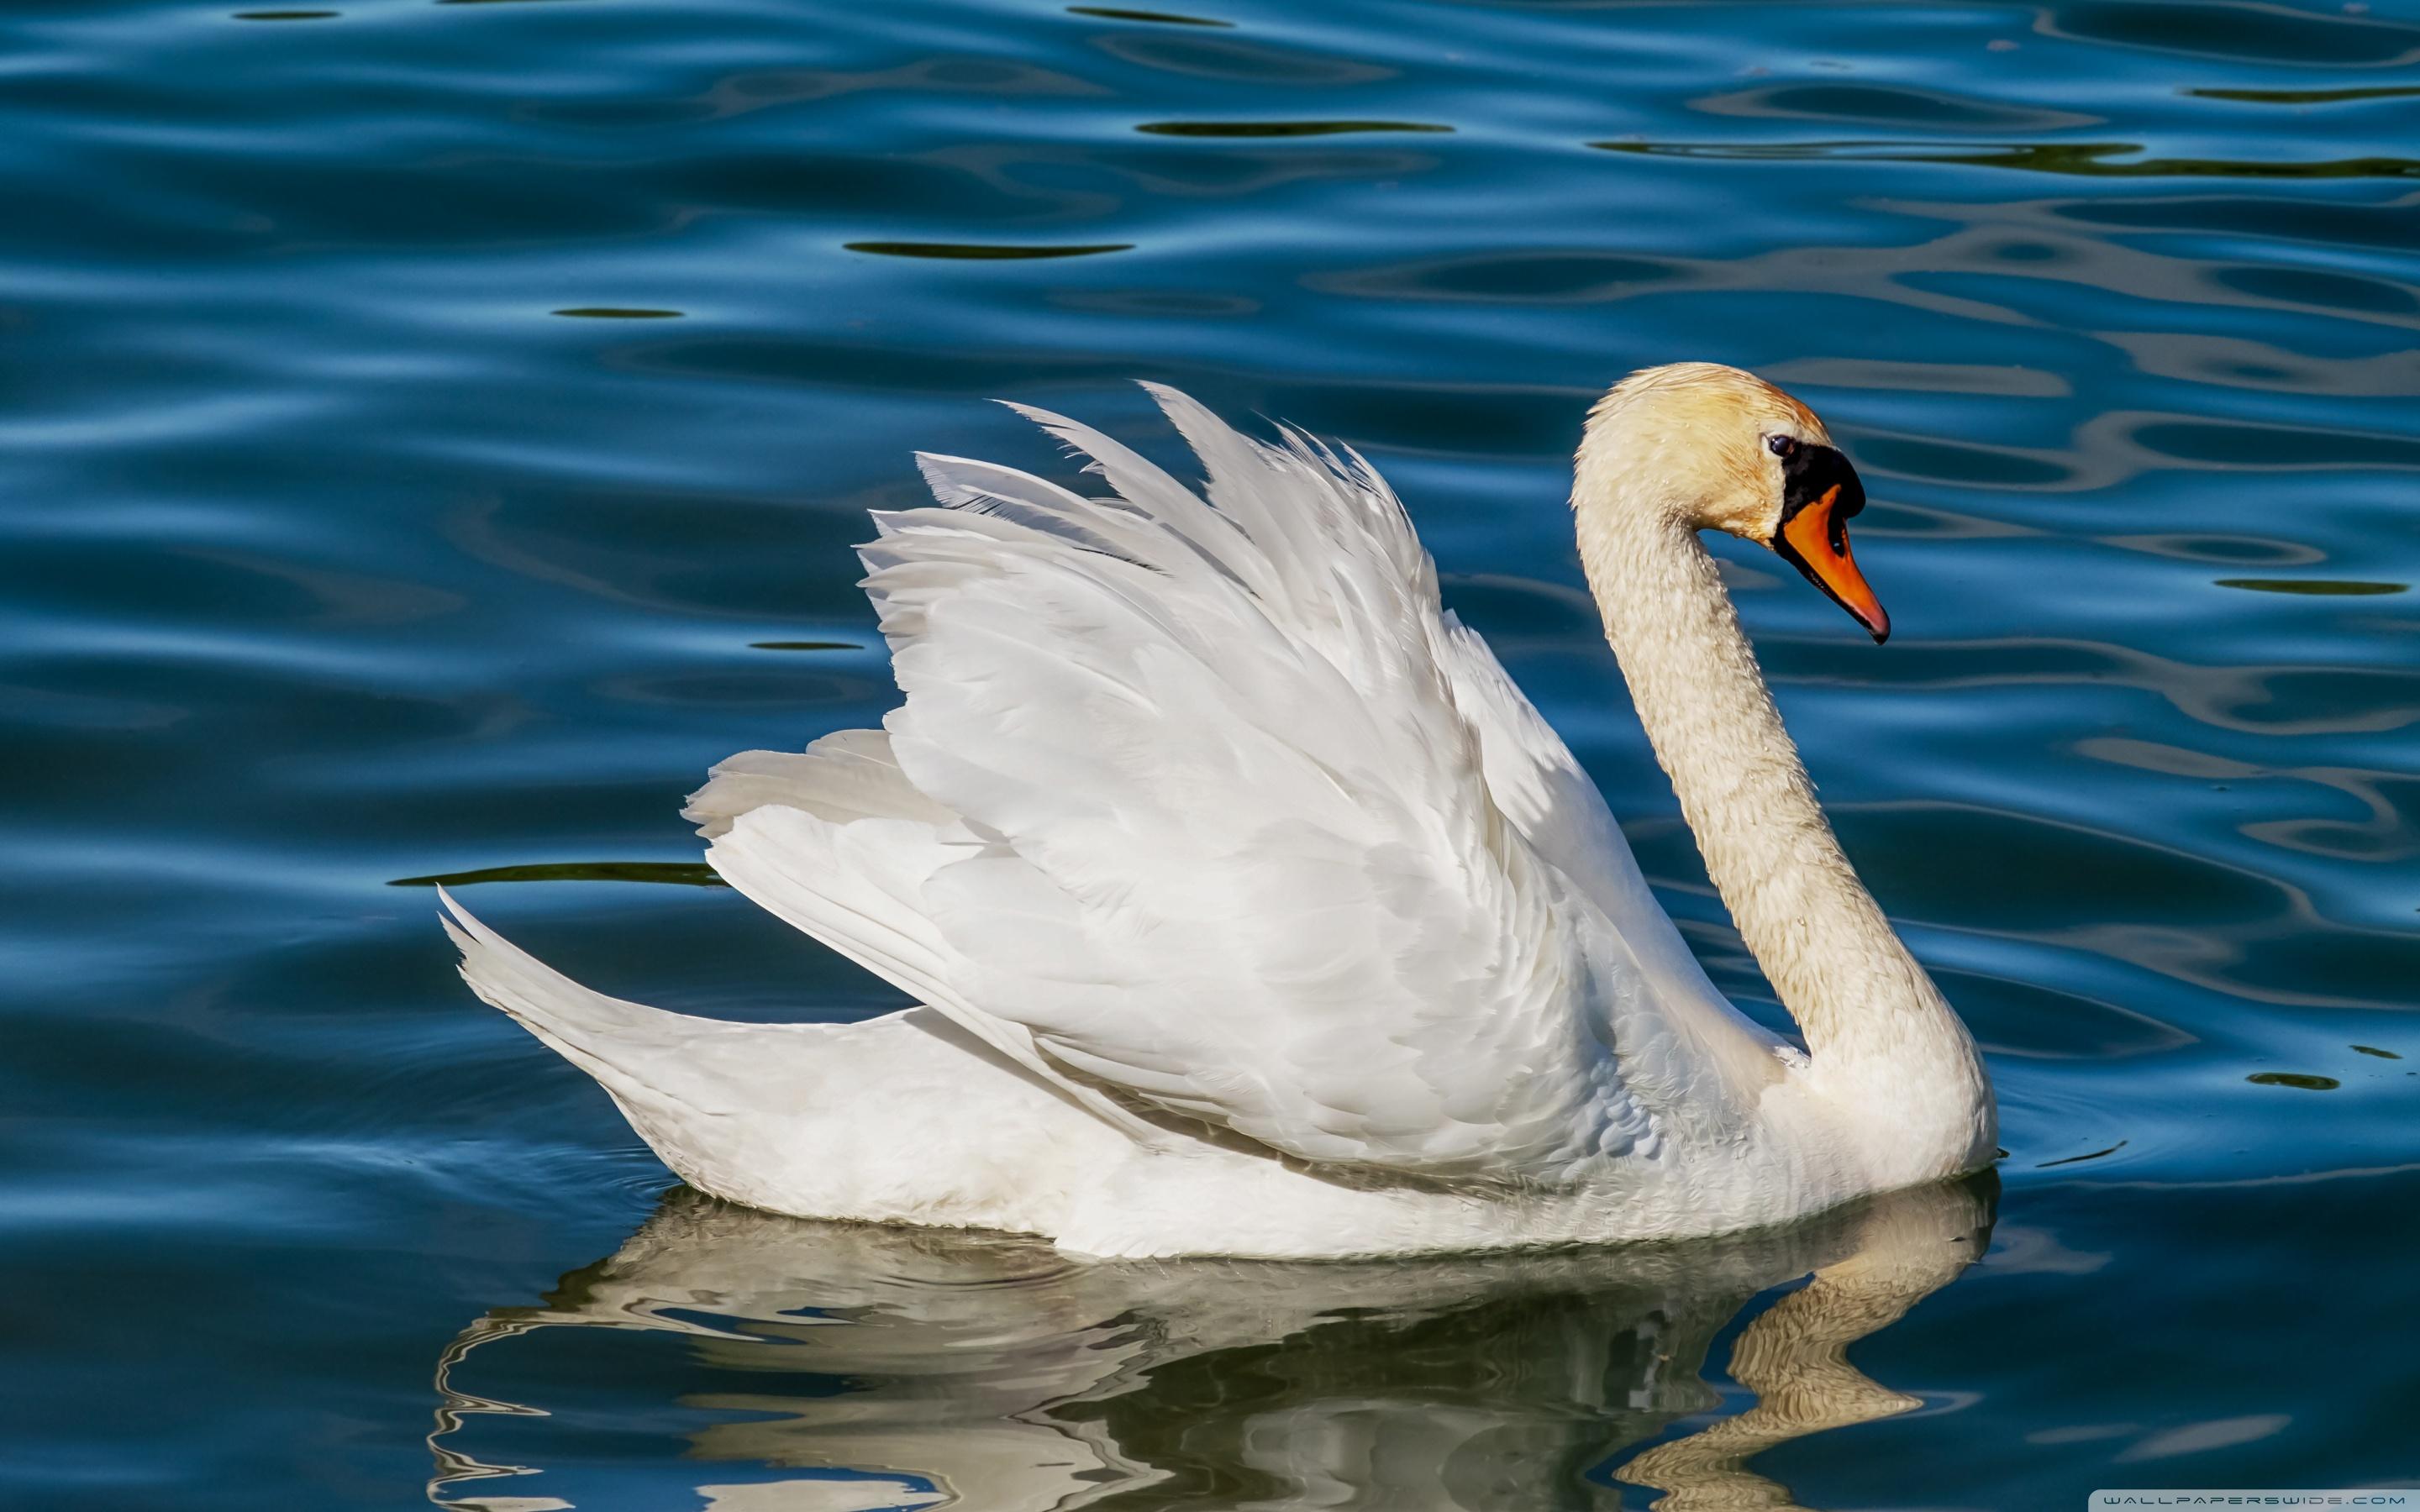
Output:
5,0,2417,1503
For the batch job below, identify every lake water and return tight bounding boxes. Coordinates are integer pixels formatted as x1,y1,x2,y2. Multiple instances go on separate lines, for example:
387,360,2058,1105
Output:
5,0,2417,1506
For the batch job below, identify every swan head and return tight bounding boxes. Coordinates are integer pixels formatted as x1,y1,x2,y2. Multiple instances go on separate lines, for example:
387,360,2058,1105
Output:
1577,363,1889,643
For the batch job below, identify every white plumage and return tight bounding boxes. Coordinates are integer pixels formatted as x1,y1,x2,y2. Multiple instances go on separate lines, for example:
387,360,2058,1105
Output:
446,367,1996,1258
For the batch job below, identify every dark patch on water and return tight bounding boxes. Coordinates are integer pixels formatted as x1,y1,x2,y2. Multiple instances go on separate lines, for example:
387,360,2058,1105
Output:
843,241,1136,259
2245,1072,2343,1091
2190,85,2420,105
1066,5,1232,24
2216,578,2407,596
1137,119,1454,137
2035,1140,2130,1168
392,862,729,888
1591,138,2420,180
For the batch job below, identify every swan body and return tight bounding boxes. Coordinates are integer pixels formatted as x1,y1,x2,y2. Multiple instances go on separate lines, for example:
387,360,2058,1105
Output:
446,365,1995,1259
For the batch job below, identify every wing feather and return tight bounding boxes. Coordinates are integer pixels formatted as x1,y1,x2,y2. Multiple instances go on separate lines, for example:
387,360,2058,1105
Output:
702,390,1775,1179
834,393,1669,1177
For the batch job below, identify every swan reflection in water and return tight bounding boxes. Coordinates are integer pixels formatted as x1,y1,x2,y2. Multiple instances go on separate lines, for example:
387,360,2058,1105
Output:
430,1174,1995,1511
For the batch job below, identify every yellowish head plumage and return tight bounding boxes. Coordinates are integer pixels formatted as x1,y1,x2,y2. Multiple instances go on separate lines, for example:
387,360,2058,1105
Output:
1580,362,1834,542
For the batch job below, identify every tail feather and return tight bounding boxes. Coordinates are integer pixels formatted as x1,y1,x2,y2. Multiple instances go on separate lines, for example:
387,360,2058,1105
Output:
440,886,770,1121
441,888,1126,1228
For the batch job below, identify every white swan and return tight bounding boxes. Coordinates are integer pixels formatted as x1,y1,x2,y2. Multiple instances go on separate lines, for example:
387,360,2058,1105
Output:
444,363,1996,1259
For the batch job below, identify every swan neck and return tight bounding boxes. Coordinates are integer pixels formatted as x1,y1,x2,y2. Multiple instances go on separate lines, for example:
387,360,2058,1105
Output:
1572,476,1985,1124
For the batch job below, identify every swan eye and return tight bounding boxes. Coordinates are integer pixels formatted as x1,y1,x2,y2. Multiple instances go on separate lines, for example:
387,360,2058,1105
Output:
1766,434,1799,460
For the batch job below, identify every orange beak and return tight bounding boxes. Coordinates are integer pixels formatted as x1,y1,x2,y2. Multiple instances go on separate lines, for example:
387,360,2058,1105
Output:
1777,486,1890,643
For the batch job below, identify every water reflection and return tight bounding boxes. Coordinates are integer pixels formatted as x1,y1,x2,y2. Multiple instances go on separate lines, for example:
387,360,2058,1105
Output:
430,1177,1995,1510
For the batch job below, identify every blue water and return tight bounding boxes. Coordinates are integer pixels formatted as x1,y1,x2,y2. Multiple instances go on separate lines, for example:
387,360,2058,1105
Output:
5,0,2417,1505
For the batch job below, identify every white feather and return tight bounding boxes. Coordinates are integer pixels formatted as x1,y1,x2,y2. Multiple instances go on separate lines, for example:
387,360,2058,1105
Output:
444,375,1995,1258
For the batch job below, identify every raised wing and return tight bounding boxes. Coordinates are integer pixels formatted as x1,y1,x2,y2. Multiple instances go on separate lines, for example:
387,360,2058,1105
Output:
1434,617,1783,1075
709,387,1746,1179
